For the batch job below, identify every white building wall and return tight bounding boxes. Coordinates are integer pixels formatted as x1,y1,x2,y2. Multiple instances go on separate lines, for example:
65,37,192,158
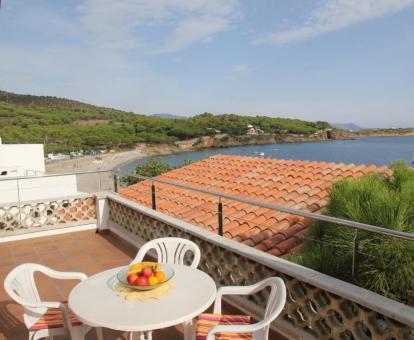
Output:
0,144,45,178
0,142,82,204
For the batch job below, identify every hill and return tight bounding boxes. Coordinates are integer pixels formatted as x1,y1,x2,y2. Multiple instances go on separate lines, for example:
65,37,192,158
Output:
0,90,330,154
331,122,363,131
152,113,187,119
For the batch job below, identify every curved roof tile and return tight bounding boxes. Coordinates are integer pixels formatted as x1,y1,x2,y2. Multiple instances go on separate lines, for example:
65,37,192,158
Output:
120,155,385,256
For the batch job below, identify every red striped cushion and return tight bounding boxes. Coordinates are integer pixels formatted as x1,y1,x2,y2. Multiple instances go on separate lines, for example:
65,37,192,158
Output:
197,313,252,340
29,302,82,331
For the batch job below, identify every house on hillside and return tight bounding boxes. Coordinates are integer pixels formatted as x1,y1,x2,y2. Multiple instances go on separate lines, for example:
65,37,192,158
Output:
246,124,264,135
120,155,386,257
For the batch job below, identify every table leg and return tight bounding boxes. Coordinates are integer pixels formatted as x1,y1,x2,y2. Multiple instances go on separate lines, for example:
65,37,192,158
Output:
96,327,104,340
133,331,151,340
183,319,195,340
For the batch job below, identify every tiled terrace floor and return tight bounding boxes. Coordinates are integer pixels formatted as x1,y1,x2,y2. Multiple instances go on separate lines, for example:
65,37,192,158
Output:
0,229,183,340
0,229,285,340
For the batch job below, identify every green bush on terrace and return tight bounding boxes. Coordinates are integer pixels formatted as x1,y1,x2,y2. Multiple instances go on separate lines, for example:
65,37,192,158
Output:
293,162,414,303
120,159,192,186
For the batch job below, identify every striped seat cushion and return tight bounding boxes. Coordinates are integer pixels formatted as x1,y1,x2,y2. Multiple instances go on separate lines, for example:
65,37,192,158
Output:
29,302,82,331
196,313,252,340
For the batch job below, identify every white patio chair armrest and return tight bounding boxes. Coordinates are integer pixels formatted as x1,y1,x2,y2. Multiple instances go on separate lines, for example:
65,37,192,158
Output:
206,322,264,340
23,300,65,309
213,284,261,314
42,268,88,281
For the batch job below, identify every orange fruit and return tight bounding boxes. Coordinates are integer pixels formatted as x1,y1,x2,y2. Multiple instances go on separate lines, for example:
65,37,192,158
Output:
155,271,165,282
148,276,159,286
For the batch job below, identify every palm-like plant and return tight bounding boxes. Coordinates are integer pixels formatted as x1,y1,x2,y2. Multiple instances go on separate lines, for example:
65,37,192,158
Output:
294,162,414,303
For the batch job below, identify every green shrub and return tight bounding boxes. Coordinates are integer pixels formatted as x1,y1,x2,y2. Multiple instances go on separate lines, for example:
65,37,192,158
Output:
120,159,193,186
295,163,414,302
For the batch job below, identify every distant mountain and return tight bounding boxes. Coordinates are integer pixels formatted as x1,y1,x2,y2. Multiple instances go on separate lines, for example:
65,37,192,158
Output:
152,113,188,119
331,123,363,131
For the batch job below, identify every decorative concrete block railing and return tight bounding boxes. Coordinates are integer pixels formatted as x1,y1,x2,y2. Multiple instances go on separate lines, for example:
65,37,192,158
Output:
0,194,96,235
104,193,414,340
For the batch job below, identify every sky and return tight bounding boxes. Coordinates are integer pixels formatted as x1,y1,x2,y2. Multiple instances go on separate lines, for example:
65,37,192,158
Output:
0,0,414,128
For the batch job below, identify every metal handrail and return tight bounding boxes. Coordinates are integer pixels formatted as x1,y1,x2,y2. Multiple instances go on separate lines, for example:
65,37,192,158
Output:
0,169,113,182
1,169,116,221
23,169,45,176
123,173,414,241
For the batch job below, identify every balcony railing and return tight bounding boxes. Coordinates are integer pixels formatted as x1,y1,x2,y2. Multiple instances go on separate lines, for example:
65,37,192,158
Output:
0,194,97,236
101,192,414,340
117,173,414,293
0,169,115,204
1,170,413,339
0,170,114,235
121,174,414,242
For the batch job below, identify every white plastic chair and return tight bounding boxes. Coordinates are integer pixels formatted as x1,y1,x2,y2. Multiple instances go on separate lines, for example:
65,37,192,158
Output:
131,237,201,340
203,277,286,340
4,263,91,340
132,237,201,268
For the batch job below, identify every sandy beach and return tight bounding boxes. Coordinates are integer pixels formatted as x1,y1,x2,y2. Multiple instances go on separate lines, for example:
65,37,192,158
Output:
45,141,190,174
46,145,148,174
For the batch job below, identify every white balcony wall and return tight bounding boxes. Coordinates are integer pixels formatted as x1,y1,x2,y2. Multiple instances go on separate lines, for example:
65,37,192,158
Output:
0,144,45,178
0,175,78,204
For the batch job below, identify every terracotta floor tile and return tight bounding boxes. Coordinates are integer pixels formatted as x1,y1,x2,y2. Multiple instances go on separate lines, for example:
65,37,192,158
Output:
0,229,289,340
34,242,58,254
0,258,15,269
0,245,13,255
12,249,38,259
14,255,41,266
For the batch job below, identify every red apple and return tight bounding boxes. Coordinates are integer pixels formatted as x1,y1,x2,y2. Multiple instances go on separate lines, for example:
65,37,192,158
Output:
142,267,153,278
136,276,149,286
127,273,139,285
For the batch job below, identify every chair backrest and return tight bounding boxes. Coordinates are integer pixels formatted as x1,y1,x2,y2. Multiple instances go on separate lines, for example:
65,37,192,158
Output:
4,263,47,327
255,277,286,339
132,237,201,268
4,263,43,307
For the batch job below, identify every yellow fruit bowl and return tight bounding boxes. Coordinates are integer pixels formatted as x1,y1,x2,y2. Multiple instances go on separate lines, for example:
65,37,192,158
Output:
117,262,174,291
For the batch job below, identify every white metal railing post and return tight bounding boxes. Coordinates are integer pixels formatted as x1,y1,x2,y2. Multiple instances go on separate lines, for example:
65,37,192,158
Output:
352,229,358,278
16,178,22,224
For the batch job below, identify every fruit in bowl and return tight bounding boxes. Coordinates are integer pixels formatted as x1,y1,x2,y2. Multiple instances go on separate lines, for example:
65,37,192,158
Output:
122,261,170,288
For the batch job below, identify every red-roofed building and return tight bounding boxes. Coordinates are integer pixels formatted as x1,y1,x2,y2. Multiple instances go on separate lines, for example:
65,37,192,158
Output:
120,155,387,256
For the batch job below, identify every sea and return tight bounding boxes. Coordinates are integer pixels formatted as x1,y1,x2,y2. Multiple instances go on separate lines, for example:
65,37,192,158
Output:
117,136,414,176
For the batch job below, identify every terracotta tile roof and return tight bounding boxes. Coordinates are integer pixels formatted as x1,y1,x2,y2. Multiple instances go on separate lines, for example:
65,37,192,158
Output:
120,155,387,256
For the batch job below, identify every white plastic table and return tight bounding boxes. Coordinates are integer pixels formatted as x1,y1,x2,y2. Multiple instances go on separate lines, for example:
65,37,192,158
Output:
68,264,217,340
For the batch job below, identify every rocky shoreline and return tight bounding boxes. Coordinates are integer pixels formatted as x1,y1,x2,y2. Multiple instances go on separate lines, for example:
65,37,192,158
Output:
46,130,414,174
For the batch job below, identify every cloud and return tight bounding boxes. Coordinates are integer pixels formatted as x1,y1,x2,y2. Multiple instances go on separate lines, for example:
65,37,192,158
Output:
155,16,228,53
77,0,240,53
171,56,183,64
256,0,414,44
228,63,255,78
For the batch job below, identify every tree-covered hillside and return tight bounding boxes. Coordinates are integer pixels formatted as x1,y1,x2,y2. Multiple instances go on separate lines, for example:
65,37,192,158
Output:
0,90,330,153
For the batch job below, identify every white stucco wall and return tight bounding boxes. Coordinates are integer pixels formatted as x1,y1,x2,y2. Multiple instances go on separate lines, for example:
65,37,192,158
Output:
0,175,79,204
0,144,45,178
